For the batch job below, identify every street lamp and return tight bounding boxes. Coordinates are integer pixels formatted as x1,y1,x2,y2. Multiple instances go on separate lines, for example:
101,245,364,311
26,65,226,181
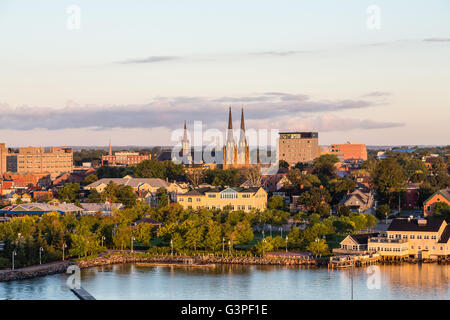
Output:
280,227,283,238
170,239,174,256
286,236,289,253
12,250,17,270
62,242,67,261
39,247,44,265
131,236,135,253
228,240,231,256
262,238,267,257
101,236,105,248
269,225,272,237
222,237,225,257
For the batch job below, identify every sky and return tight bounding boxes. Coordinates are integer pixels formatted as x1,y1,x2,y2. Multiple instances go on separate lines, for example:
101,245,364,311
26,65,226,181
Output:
0,0,449,147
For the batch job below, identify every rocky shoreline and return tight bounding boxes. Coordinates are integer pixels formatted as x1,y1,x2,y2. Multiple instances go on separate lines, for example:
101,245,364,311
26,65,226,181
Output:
0,252,320,282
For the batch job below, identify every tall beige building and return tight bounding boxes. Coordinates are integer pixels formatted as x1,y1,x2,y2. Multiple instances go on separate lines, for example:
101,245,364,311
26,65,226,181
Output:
278,132,320,166
15,146,73,179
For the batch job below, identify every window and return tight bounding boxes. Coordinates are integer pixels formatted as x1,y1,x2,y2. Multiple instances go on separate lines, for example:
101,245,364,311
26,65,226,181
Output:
417,235,422,239
403,235,408,239
196,198,201,202
208,194,216,198
431,235,436,240
424,235,429,240
188,198,192,202
410,235,415,239
248,205,252,210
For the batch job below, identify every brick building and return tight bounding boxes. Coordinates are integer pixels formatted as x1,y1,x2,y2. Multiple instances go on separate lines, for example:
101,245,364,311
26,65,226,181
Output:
278,132,320,166
329,142,367,161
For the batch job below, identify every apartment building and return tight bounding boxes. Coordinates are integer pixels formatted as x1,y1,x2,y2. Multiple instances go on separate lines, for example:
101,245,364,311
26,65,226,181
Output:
368,217,450,259
15,147,73,179
177,187,267,212
278,132,320,166
1,143,73,179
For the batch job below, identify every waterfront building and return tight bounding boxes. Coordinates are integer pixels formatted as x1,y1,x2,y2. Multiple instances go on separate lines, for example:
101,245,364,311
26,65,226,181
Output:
423,188,450,217
368,217,450,259
177,186,267,212
278,132,320,166
334,233,379,255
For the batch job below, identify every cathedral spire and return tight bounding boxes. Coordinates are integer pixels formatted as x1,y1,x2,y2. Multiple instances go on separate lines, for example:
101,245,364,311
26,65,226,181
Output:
240,107,245,132
109,138,112,156
228,106,233,130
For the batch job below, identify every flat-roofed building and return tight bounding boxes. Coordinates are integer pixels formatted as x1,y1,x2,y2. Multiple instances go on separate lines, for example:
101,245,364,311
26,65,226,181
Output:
177,187,267,212
368,217,450,259
329,142,367,161
8,146,74,179
278,132,320,166
102,152,151,166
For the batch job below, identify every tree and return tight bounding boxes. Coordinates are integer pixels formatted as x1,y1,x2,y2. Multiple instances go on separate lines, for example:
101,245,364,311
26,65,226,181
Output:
372,158,406,203
116,185,137,208
113,224,132,250
268,195,285,210
297,187,331,213
376,204,391,224
57,183,80,202
243,166,262,187
278,160,290,171
186,168,206,187
306,238,329,257
337,205,352,217
133,223,153,247
313,154,339,180
87,189,101,203
204,222,222,251
135,159,166,179
328,178,356,204
83,174,98,185
254,238,274,256
434,202,450,221
156,188,169,208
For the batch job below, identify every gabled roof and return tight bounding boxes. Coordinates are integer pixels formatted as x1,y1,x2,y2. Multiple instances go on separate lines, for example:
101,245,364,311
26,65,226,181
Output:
388,217,445,232
423,188,450,204
86,178,169,189
349,233,379,245
438,225,450,243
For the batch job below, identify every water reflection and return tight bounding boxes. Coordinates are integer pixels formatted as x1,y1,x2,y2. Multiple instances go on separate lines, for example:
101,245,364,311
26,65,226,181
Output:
0,263,448,300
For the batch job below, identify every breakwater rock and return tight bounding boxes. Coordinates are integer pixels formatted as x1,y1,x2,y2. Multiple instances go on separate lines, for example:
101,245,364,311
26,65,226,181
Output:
0,261,74,282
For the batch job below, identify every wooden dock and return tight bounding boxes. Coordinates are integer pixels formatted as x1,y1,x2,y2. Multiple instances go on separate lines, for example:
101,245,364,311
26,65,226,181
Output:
328,253,381,269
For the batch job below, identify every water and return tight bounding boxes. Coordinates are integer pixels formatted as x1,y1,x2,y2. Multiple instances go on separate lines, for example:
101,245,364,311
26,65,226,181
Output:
1,263,449,300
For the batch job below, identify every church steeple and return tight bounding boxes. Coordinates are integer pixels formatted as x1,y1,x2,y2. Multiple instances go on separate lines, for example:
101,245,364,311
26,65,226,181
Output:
240,107,245,132
238,107,249,165
228,106,233,130
182,121,191,165
109,138,112,156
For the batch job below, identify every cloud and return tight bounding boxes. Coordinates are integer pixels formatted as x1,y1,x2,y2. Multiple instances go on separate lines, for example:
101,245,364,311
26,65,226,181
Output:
251,50,314,57
0,93,390,132
423,38,450,42
117,56,180,64
362,91,391,97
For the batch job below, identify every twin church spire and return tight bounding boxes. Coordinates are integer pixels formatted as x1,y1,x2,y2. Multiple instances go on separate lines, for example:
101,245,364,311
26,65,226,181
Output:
181,107,250,168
